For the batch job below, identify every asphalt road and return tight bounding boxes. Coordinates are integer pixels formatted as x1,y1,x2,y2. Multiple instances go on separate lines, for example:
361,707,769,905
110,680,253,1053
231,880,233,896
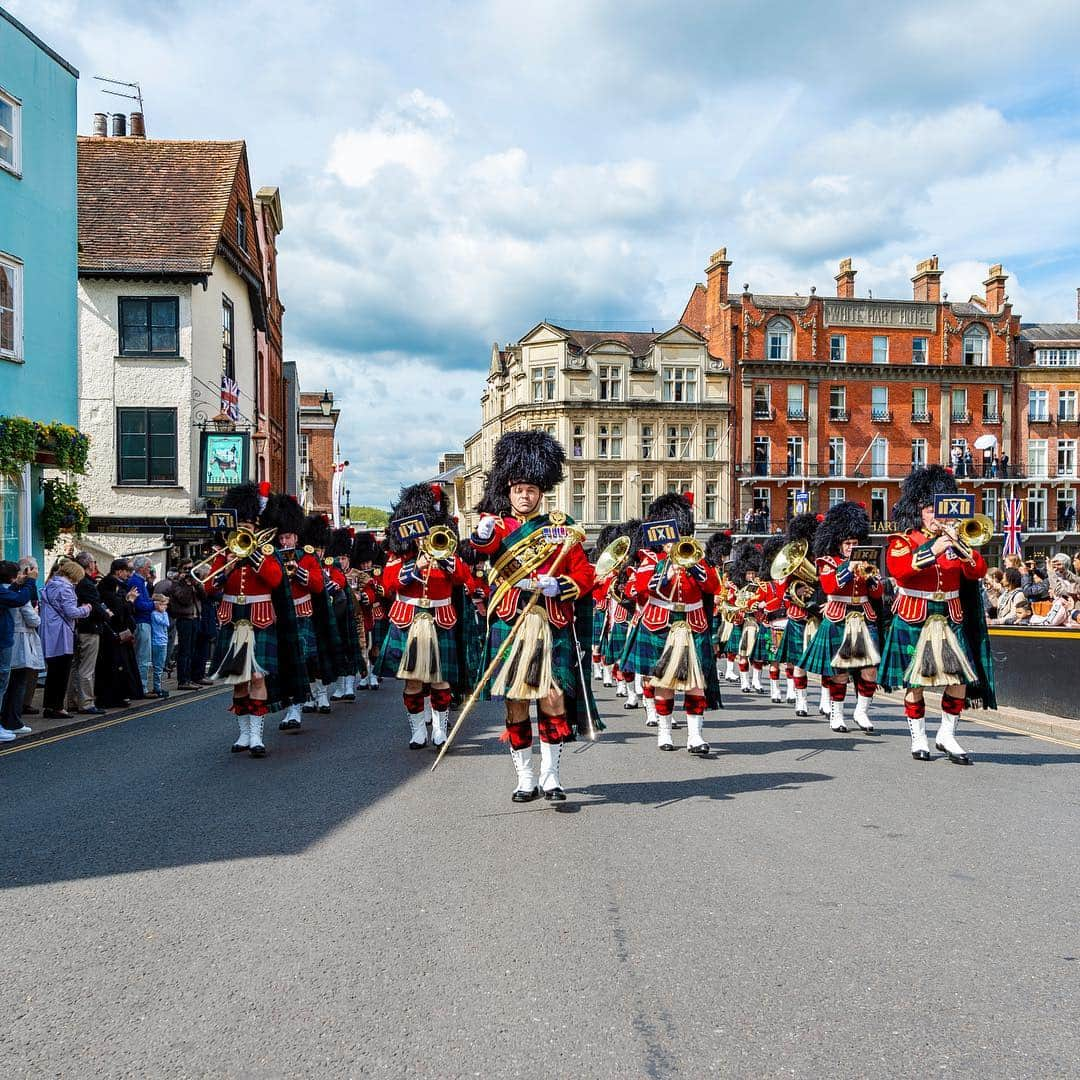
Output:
2,677,1079,1079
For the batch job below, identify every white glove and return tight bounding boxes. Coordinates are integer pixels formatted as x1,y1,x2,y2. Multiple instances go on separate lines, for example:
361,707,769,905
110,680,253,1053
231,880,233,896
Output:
516,577,539,593
537,574,560,598
476,514,497,540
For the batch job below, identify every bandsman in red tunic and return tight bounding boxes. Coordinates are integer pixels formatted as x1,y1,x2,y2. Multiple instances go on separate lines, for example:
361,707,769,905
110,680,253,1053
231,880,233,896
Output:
771,513,822,717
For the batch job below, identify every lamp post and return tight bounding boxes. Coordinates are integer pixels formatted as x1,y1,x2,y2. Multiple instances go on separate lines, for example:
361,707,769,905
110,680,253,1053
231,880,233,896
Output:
319,389,333,417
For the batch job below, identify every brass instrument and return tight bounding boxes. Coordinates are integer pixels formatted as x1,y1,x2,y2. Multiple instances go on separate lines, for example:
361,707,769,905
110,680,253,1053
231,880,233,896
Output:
594,535,631,580
771,539,818,606
670,536,704,569
191,526,277,584
721,583,759,618
280,548,298,577
932,513,993,560
420,525,458,561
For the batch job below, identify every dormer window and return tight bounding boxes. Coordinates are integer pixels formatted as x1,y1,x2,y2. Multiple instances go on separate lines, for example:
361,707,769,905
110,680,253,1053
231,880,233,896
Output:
236,203,247,249
767,317,793,361
598,364,623,401
962,324,988,366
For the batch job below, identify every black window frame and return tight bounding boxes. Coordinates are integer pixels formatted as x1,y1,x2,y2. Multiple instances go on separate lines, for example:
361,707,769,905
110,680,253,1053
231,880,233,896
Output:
236,203,247,249
116,407,178,486
221,295,235,380
117,296,180,357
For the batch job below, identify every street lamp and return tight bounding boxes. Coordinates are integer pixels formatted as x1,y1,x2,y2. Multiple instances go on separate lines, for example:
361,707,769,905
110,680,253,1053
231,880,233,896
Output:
319,389,333,417
344,487,351,522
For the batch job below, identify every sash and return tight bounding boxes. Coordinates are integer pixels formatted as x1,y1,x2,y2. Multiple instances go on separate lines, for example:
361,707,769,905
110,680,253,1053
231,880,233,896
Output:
488,514,563,612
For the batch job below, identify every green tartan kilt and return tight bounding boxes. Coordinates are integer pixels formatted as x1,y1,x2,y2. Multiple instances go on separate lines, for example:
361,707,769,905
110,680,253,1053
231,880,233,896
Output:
602,618,631,666
739,620,773,663
377,619,461,685
879,601,978,692
481,616,575,700
775,617,808,665
369,618,388,654
628,623,713,683
296,614,317,664
717,624,741,654
798,616,880,678
591,606,607,649
212,615,277,674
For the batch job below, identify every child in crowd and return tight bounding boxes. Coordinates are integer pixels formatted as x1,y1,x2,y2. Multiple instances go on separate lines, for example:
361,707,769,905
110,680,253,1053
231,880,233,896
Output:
150,594,171,698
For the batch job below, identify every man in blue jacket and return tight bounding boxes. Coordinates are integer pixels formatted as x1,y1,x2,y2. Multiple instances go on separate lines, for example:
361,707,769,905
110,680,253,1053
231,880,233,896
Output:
0,560,35,716
129,556,156,696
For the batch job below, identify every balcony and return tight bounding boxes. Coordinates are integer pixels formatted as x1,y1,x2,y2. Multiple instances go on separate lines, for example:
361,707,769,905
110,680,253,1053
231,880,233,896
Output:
1029,412,1052,424
828,409,850,423
1059,412,1078,425
752,406,776,421
870,410,893,424
911,410,933,424
740,463,820,479
982,412,1001,424
786,408,807,421
951,411,973,424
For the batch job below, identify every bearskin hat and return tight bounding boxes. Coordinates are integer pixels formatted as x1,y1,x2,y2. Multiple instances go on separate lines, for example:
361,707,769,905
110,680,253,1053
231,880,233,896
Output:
645,492,695,536
351,531,381,566
704,530,733,567
591,524,621,561
760,535,785,576
814,501,870,558
386,481,453,555
326,528,354,558
729,540,762,587
786,512,820,546
456,539,482,567
220,482,262,525
892,465,958,531
301,514,332,552
478,431,566,514
261,493,305,539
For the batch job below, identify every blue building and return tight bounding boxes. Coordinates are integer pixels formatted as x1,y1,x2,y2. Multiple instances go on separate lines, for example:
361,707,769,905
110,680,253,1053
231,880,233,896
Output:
0,7,79,564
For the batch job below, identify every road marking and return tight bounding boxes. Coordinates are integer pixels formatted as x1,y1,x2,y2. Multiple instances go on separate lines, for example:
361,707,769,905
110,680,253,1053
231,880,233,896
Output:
989,629,1080,640
0,688,227,757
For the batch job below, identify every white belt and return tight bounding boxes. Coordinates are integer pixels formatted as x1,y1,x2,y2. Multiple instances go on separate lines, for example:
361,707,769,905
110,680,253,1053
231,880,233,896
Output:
825,595,869,605
898,587,959,600
399,595,452,609
293,595,311,608
650,598,703,613
223,593,271,604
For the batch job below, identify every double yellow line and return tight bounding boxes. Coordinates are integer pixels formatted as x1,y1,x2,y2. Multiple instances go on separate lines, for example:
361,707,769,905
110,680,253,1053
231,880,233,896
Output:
0,687,226,757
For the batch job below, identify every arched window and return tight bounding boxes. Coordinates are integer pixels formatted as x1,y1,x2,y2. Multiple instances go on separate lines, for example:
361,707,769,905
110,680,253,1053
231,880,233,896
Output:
963,324,989,366
767,317,793,361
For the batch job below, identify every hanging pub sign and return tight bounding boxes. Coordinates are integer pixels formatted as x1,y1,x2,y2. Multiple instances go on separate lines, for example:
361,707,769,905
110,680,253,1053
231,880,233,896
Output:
199,431,250,499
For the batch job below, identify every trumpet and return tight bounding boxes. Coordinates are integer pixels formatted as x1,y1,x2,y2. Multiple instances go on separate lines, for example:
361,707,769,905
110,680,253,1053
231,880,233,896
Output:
931,513,993,560
191,526,277,585
421,525,458,561
670,536,704,569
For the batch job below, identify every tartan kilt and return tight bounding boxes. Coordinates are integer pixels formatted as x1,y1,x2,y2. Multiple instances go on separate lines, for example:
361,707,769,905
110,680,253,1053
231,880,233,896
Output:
629,623,713,683
739,620,773,663
879,601,978,692
296,614,318,664
212,618,278,675
591,606,607,650
377,619,461,685
369,618,389,655
775,617,807,665
602,619,631,666
717,624,741,654
481,616,574,701
798,616,880,678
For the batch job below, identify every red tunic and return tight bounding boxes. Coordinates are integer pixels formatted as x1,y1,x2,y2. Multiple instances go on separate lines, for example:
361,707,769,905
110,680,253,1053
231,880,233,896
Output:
383,555,475,630
886,530,986,624
816,555,884,624
213,552,282,629
288,550,325,618
628,551,720,634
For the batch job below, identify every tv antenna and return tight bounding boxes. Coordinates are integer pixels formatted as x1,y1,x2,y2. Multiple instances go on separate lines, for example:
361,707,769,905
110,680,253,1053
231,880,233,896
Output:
93,75,144,114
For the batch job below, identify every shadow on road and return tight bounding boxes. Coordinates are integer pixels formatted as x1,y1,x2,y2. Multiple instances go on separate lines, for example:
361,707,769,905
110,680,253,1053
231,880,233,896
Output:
577,770,833,808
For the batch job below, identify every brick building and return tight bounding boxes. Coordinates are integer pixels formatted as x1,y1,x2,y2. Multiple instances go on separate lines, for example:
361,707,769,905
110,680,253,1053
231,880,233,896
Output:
682,250,1022,533
253,186,287,493
298,389,340,514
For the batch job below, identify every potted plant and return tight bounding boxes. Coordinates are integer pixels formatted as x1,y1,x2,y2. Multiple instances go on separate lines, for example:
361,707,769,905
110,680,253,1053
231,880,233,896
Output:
41,478,90,549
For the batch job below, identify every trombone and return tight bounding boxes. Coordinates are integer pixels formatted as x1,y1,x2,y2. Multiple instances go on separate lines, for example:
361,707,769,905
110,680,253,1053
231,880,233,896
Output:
420,525,458,561
930,513,993,562
670,536,704,569
191,526,277,585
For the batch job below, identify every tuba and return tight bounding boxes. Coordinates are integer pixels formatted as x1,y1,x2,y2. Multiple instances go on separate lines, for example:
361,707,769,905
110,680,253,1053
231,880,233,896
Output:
421,525,458,560
771,539,818,605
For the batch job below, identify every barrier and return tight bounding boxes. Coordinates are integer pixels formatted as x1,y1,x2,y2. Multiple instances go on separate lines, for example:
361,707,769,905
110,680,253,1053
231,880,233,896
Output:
988,627,1080,720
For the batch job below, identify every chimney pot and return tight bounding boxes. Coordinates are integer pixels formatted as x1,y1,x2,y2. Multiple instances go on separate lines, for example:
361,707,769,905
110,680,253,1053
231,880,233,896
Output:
835,258,857,299
92,112,108,137
129,112,145,138
111,113,127,137
983,264,1008,314
912,255,944,303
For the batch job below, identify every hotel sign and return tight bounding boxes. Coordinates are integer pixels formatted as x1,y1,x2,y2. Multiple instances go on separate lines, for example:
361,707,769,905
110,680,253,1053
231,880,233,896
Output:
823,300,937,330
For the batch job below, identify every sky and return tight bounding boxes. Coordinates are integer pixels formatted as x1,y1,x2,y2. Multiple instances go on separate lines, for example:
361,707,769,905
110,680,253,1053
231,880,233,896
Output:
12,0,1080,506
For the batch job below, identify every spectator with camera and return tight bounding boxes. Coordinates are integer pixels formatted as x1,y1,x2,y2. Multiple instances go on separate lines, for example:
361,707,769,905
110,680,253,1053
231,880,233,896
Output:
0,560,37,738
1021,558,1050,602
161,560,204,690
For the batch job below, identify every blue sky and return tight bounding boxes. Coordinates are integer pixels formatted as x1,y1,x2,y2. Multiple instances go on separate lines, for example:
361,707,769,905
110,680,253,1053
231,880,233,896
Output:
13,0,1080,505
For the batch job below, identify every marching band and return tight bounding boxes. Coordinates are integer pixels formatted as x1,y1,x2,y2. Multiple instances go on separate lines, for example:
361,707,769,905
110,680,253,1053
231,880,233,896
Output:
197,457,996,799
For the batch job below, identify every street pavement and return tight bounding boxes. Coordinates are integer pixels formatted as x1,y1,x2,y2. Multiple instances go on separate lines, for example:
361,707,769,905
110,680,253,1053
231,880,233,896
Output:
2,678,1079,1079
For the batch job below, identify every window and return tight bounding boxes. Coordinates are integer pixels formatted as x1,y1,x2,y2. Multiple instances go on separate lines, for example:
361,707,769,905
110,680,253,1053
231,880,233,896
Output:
911,386,929,421
911,438,927,466
1036,349,1080,367
596,478,623,522
829,386,847,421
118,297,180,356
963,325,988,366
787,384,805,419
597,422,622,459
666,425,692,459
752,488,771,521
598,364,622,401
299,434,310,477
1029,440,1048,478
705,480,718,522
1029,389,1049,421
0,474,21,560
828,437,845,477
221,296,235,379
572,423,585,458
983,389,999,421
0,90,21,175
705,425,718,460
1058,439,1077,477
531,422,556,436
117,408,177,485
872,336,889,364
1059,390,1077,422
1057,489,1076,530
640,423,654,459
639,478,654,519
871,386,889,421
912,337,928,365
571,473,586,520
1027,488,1047,531
753,384,772,419
982,489,998,528
531,365,556,402
870,488,888,524
786,436,804,476
786,489,805,520
667,478,692,495
829,334,846,363
870,437,888,478
753,436,770,476
662,366,697,402
828,487,845,508
0,254,22,360
767,318,792,361
951,388,969,422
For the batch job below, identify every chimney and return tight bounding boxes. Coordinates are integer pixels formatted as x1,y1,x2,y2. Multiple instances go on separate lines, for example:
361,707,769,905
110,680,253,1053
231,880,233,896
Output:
912,255,943,303
984,264,1008,314
835,258,856,299
92,112,108,137
129,112,145,138
705,246,731,323
111,113,127,137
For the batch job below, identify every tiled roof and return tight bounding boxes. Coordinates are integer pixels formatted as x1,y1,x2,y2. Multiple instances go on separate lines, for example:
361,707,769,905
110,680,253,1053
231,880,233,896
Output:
77,138,243,275
553,326,662,357
1021,323,1080,342
949,302,990,316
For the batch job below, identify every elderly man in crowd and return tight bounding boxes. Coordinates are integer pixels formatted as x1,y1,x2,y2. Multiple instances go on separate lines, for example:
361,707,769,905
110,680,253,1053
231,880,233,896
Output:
66,552,109,716
128,556,156,696
1048,553,1080,601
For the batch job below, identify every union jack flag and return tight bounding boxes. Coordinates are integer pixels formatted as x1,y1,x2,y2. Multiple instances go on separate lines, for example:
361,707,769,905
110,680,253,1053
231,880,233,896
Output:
1002,498,1023,557
220,375,241,421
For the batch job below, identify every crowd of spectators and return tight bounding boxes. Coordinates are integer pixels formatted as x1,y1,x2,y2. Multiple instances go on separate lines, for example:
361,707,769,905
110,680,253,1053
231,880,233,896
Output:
985,551,1080,627
0,549,219,742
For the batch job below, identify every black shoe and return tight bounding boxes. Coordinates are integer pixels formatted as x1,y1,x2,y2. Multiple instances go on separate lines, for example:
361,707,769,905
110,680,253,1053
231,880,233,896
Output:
409,739,427,750
23,706,40,715
543,787,567,801
855,725,878,735
279,718,302,730
832,724,849,734
318,705,331,714
512,786,540,803
935,742,972,765
658,741,676,751
118,698,131,707
249,744,267,758
911,749,932,761
688,742,710,756
623,701,639,710
741,687,752,694
795,709,808,717
342,693,355,701
302,704,316,713
42,709,72,720
230,743,247,753
78,706,106,715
